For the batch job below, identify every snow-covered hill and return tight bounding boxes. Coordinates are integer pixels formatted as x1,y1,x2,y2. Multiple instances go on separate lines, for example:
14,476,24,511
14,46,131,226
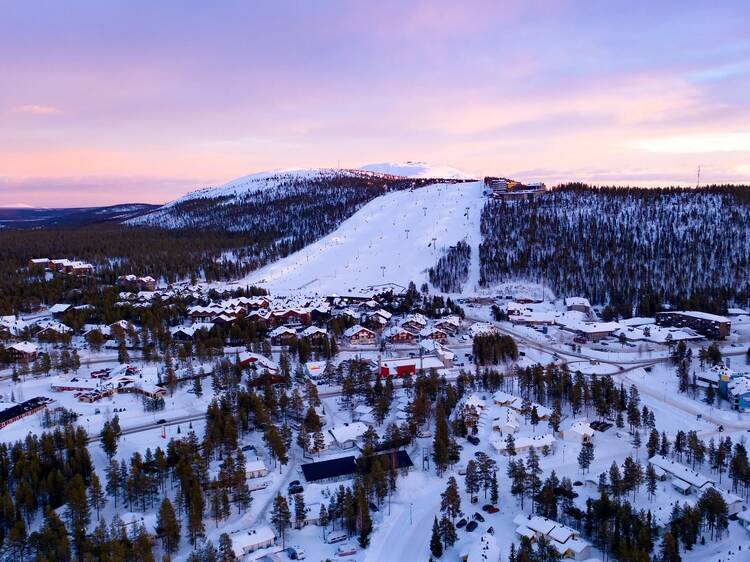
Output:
238,180,486,295
359,161,477,180
158,168,394,208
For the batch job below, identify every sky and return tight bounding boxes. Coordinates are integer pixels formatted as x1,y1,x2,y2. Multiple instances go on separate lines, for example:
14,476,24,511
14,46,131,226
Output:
1,0,749,207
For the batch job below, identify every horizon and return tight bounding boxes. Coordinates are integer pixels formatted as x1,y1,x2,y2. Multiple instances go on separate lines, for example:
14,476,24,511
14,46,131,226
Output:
2,1,750,207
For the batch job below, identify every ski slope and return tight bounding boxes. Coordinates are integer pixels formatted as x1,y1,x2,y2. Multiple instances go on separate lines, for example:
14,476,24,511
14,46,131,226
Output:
241,181,486,295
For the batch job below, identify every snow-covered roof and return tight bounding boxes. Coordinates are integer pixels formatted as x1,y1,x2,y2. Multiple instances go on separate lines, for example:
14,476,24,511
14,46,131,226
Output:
343,325,375,338
492,391,523,408
35,319,73,334
464,532,501,561
419,326,447,338
649,455,715,489
667,310,730,323
492,407,519,432
469,322,497,337
268,326,297,338
564,297,591,308
231,526,275,556
245,459,267,473
402,313,428,327
328,422,369,444
49,303,72,314
573,321,621,334
9,341,38,354
566,419,594,438
728,376,750,396
464,394,486,410
299,325,328,337
512,514,584,547
238,352,278,372
380,356,444,371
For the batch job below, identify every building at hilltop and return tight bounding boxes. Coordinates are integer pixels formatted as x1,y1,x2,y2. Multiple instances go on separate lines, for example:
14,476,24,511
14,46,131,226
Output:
484,177,546,200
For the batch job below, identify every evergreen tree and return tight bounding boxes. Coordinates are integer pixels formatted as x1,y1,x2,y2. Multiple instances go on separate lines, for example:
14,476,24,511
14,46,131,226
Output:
157,497,181,555
270,493,292,548
430,517,443,558
440,477,461,523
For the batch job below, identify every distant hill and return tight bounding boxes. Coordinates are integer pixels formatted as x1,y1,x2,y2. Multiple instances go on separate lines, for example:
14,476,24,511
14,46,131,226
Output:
0,203,158,230
127,168,440,232
359,161,477,180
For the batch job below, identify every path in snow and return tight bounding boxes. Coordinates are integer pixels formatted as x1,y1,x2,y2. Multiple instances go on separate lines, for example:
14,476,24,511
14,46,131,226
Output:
242,181,486,295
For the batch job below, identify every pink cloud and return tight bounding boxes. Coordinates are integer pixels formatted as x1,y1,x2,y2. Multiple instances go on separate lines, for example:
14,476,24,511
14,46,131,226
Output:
12,104,61,115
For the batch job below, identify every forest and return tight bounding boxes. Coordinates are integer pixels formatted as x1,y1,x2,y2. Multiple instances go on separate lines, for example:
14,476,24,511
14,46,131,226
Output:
429,240,471,293
479,184,750,316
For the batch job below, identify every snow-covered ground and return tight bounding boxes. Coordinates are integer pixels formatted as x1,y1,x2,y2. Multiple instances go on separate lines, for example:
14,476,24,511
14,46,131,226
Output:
240,181,487,295
358,161,477,180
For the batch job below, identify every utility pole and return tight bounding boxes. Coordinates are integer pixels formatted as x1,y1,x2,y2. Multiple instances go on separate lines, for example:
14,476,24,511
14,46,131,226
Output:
380,266,385,278
422,206,427,217
697,165,701,188
405,229,410,239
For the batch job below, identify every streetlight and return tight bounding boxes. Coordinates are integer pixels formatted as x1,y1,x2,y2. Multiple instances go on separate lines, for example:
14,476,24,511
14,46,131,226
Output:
405,229,410,239
380,266,386,278
410,502,413,524
422,206,427,217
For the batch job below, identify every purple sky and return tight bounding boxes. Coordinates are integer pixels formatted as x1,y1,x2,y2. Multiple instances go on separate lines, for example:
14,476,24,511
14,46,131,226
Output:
1,0,749,207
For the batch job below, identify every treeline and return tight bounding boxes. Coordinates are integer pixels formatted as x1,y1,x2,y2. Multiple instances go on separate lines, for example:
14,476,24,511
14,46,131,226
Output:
472,333,519,365
429,240,471,293
479,184,750,313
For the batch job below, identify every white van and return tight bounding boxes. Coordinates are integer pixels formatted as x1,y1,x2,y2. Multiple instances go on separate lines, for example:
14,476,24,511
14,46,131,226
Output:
326,531,347,544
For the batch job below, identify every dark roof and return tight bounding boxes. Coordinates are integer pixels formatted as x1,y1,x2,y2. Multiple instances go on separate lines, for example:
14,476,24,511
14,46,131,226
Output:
0,397,49,426
357,450,414,474
301,456,358,482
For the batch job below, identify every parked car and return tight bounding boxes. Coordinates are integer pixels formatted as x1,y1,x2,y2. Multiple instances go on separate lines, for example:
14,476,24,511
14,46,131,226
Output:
456,518,467,529
156,418,166,424
335,545,357,556
289,485,304,495
286,545,306,560
482,504,499,513
368,501,379,513
326,532,347,544
487,526,495,535
467,435,480,446
466,520,479,532
473,512,485,522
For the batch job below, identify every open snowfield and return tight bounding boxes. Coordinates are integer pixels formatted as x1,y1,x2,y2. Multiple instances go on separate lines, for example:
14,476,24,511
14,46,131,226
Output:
240,181,486,295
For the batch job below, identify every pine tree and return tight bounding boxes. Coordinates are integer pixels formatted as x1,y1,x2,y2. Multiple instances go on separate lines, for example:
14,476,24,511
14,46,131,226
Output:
270,493,292,548
218,532,236,562
578,442,594,473
660,532,681,562
490,470,499,504
158,497,181,554
465,460,480,502
505,433,517,457
294,493,306,528
439,514,457,550
357,488,373,549
89,472,105,520
646,463,658,502
430,517,443,558
440,477,461,523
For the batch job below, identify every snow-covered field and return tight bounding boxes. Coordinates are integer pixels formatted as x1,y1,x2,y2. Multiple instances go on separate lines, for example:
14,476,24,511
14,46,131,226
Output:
240,180,487,295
